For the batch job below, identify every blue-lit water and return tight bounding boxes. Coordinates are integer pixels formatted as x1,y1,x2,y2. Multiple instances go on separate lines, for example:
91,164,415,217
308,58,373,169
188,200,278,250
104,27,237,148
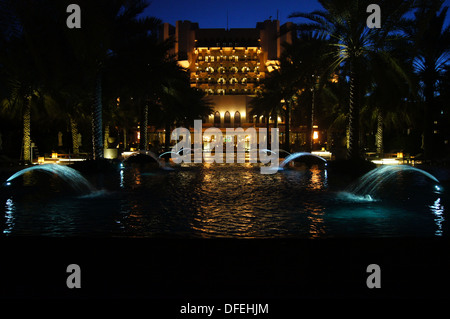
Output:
0,163,447,237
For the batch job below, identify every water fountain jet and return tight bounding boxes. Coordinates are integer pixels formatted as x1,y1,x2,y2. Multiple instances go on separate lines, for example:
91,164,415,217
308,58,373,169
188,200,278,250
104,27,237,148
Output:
278,152,327,169
3,164,95,194
347,165,441,198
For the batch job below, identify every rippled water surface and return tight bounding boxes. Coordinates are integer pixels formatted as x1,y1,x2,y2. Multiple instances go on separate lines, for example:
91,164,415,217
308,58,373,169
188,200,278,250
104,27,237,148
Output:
1,163,448,237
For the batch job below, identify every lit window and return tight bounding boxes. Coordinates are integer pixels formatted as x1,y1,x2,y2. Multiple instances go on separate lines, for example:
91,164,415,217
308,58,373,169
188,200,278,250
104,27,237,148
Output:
234,111,241,126
214,111,220,125
313,131,319,140
224,111,231,124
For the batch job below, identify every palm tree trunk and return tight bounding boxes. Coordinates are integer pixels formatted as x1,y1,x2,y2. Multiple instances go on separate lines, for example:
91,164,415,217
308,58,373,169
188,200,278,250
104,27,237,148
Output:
70,116,79,155
104,124,110,149
91,72,103,160
23,95,32,162
285,100,291,152
308,88,314,152
123,128,127,150
140,103,149,151
347,68,361,160
164,122,171,151
423,80,434,160
376,108,383,158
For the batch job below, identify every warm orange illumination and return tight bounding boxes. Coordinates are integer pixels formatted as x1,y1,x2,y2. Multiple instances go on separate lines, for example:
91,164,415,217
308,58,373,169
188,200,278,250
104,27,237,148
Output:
52,152,58,159
178,60,190,68
137,132,140,140
331,73,339,83
313,131,319,140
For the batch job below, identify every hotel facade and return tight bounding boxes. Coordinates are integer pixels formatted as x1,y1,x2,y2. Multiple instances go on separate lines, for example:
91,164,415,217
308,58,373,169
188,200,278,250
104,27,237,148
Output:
156,20,310,147
123,20,325,153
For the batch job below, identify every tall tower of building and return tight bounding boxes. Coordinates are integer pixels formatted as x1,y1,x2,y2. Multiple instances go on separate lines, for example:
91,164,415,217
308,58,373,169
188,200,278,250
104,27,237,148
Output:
160,19,293,131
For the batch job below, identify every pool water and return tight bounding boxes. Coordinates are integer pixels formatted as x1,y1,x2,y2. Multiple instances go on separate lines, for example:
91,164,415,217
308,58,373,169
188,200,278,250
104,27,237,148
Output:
1,163,447,238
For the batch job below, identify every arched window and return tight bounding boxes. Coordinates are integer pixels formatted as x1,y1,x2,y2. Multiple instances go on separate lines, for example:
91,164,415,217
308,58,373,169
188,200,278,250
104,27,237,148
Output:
214,111,221,126
234,111,241,127
224,111,231,124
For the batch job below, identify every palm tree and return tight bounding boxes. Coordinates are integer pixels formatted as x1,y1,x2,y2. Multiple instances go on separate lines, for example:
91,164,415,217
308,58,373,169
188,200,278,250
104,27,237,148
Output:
404,0,450,160
278,31,335,152
362,39,416,158
156,78,213,151
0,0,44,162
64,0,150,160
289,0,412,159
249,75,285,147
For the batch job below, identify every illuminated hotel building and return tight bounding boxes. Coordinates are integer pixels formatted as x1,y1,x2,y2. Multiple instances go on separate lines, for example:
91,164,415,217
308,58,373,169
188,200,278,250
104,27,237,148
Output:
159,20,294,132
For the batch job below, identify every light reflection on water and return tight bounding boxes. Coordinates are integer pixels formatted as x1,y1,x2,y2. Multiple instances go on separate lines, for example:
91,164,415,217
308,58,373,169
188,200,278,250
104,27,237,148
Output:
0,163,447,237
430,198,445,236
4,198,15,235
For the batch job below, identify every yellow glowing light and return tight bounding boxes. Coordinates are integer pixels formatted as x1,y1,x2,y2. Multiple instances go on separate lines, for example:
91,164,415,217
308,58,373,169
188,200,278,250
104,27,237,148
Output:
177,60,190,68
137,132,140,140
38,157,45,164
52,152,58,159
313,131,319,140
312,151,332,160
371,158,400,165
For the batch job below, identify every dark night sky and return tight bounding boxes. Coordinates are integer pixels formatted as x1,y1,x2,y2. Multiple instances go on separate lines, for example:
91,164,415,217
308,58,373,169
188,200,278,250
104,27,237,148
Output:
143,0,322,28
143,0,450,29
